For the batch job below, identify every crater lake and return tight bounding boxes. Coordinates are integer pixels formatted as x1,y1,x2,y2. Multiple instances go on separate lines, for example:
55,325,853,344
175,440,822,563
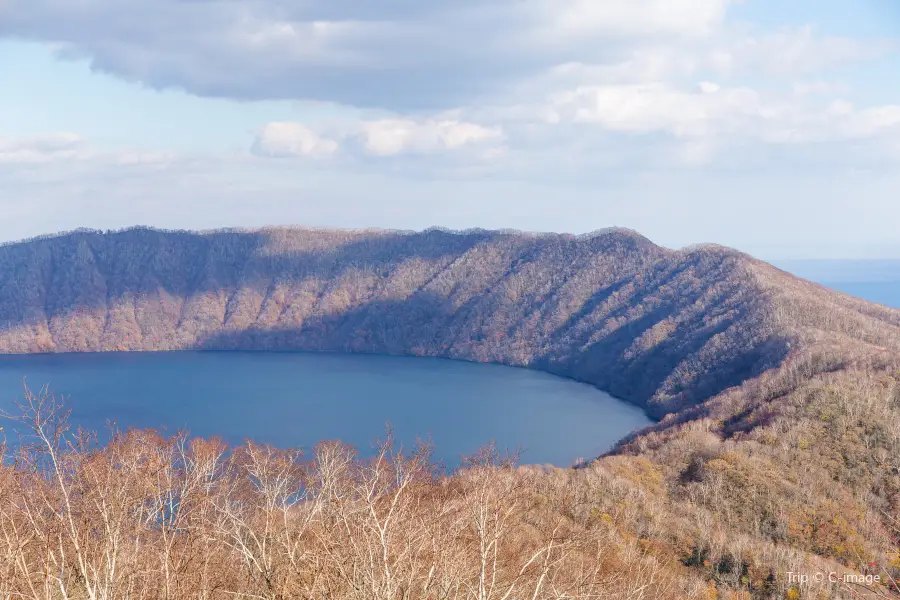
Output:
0,351,652,466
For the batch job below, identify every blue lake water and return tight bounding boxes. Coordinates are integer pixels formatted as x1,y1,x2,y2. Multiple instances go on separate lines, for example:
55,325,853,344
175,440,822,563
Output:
0,351,651,467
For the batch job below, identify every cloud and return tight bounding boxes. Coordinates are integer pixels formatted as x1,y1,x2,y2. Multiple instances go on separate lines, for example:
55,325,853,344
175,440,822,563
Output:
791,81,851,96
356,119,503,157
525,78,900,161
0,0,734,110
512,25,892,97
0,133,91,163
715,25,894,76
846,105,900,137
0,134,191,173
252,122,340,158
546,83,763,138
755,100,900,144
250,118,503,159
2,0,897,182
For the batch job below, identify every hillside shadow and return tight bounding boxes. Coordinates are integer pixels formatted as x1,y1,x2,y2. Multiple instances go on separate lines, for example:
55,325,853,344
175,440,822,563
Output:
197,292,456,357
0,226,790,429
0,226,497,335
533,251,793,417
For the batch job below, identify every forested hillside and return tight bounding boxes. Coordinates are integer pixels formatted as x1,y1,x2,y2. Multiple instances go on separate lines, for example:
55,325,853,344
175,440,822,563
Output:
3,226,898,417
0,226,898,599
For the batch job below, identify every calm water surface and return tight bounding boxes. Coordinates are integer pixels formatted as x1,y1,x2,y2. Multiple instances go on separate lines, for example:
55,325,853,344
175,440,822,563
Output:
0,352,651,466
823,282,900,309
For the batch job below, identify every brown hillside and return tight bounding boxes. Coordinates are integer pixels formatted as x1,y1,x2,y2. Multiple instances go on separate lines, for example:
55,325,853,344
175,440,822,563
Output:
3,226,897,417
0,225,898,599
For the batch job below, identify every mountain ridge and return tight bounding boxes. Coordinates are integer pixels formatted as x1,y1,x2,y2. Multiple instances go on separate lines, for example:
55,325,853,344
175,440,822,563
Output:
0,227,782,413
0,225,898,597
0,225,898,421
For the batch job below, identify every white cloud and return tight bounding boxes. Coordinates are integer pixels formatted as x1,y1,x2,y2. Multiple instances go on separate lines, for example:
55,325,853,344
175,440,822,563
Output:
0,134,194,170
792,80,851,96
249,118,503,159
540,50,700,88
358,119,503,156
756,101,900,144
546,83,763,137
114,152,181,166
524,26,892,94
535,78,900,152
0,133,91,163
848,105,900,137
2,0,899,214
0,0,736,109
827,99,855,118
716,25,894,76
536,0,729,38
252,122,340,158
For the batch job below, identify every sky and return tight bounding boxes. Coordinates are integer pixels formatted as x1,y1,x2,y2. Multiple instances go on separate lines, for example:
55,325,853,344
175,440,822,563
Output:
1,0,899,259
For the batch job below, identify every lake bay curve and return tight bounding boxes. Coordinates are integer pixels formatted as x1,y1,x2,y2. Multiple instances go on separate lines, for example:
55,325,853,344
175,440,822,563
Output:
0,351,652,467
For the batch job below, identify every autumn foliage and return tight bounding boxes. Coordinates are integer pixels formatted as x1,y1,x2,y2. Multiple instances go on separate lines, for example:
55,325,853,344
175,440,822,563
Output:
0,380,897,600
0,387,695,600
0,226,898,599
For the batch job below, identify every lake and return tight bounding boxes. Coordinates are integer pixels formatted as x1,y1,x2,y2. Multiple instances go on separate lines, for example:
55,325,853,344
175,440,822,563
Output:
0,351,651,467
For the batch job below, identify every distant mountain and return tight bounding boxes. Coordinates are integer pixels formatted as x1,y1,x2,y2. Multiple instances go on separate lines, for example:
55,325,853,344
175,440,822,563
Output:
1,226,899,595
1,227,899,419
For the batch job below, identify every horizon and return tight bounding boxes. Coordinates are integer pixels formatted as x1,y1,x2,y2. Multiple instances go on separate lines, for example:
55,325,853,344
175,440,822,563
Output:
2,0,900,260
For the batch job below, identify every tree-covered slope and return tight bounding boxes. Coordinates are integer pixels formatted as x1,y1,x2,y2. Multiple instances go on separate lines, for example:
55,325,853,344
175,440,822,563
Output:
5,226,897,418
0,225,898,598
